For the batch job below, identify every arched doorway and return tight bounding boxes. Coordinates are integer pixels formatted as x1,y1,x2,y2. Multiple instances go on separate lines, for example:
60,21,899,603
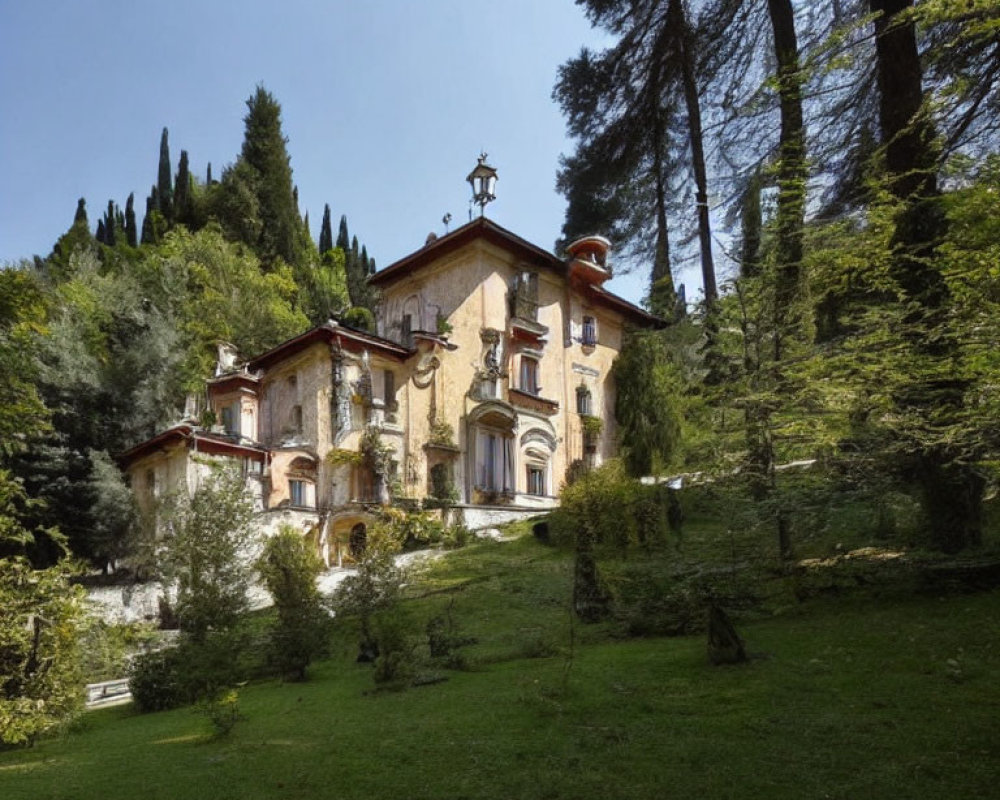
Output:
349,523,367,559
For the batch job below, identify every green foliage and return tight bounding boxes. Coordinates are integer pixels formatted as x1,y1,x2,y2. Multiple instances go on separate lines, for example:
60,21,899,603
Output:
611,330,684,477
0,475,86,746
257,526,330,681
371,608,421,687
197,688,243,739
79,620,157,683
128,625,262,713
156,128,173,222
160,469,257,641
318,204,333,254
152,225,309,388
380,507,446,550
550,461,674,553
237,86,302,266
333,522,405,662
428,419,457,447
86,450,137,570
341,305,374,332
0,267,50,459
127,647,184,712
427,462,458,507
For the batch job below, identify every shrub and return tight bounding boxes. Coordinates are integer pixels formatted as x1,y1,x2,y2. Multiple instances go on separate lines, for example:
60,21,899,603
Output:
80,620,158,682
129,626,263,713
372,610,421,687
198,689,243,738
334,522,406,662
0,530,86,747
129,648,185,712
426,603,476,669
341,306,375,332
442,523,472,550
159,469,258,641
257,526,330,681
550,460,676,553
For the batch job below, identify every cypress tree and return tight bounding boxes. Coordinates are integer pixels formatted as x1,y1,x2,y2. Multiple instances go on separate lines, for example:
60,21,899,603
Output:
103,200,117,247
157,127,173,222
125,193,138,247
336,214,349,252
206,162,213,184
319,204,333,254
140,195,154,245
174,150,191,225
74,198,88,225
96,219,106,244
239,85,300,265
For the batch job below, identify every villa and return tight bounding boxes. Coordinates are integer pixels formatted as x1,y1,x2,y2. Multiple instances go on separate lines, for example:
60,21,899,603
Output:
119,215,660,564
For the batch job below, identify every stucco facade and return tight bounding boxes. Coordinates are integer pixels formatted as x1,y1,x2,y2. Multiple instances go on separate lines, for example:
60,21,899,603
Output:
120,218,659,562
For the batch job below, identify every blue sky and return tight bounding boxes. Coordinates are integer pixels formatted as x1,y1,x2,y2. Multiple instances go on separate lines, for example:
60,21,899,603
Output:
0,0,707,305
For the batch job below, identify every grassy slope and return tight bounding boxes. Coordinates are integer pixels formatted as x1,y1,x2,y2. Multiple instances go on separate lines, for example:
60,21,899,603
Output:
2,533,999,800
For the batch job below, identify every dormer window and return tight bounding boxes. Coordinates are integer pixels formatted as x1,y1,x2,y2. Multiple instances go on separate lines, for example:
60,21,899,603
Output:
582,316,597,347
519,356,539,396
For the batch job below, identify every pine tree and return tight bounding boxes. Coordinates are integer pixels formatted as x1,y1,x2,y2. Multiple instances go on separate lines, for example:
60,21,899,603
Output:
124,193,138,247
318,204,333,254
157,127,173,222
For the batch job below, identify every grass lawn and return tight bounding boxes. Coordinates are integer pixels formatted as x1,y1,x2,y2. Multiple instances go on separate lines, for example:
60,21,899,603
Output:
2,533,999,799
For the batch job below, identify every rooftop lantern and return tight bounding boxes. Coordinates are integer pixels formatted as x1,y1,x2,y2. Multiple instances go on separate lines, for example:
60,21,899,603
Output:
466,153,498,217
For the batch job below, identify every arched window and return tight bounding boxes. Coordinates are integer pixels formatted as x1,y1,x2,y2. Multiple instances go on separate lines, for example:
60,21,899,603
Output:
520,428,556,499
288,456,317,508
469,404,517,497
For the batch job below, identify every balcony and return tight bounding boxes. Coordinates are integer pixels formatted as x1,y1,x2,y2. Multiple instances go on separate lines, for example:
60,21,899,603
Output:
509,388,559,416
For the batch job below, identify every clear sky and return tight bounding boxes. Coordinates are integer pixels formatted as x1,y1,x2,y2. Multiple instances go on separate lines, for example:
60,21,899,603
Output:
0,0,705,306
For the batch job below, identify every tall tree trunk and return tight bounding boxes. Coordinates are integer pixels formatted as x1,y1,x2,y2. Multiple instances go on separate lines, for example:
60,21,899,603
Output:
766,0,806,362
648,58,677,319
870,0,981,552
668,0,717,307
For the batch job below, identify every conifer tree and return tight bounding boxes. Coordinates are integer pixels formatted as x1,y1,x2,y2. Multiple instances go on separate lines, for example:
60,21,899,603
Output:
124,193,138,247
239,86,300,266
95,219,106,244
141,191,155,245
206,162,213,185
173,150,192,226
318,204,333,254
336,214,349,253
49,198,94,276
157,127,173,222
102,201,117,247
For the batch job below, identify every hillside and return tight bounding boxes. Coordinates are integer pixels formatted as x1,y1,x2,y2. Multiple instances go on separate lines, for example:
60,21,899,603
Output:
2,527,998,800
